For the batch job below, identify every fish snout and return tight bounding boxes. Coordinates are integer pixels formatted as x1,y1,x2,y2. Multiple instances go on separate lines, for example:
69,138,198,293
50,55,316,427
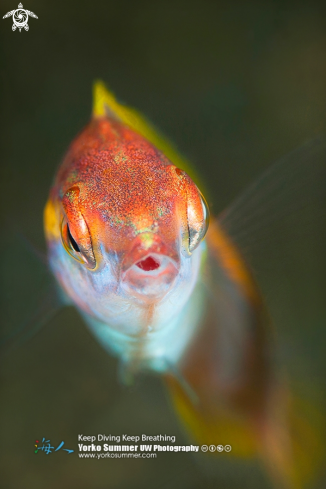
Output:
121,233,180,299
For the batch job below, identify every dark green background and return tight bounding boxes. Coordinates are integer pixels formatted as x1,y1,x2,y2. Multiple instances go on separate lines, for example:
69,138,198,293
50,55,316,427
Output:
1,1,326,488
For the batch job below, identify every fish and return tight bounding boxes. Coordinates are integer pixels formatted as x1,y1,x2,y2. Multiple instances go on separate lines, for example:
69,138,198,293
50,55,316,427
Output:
40,81,325,488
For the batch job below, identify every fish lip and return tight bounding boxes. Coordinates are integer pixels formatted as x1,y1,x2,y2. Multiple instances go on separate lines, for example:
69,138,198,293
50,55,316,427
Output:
119,233,181,299
121,253,180,300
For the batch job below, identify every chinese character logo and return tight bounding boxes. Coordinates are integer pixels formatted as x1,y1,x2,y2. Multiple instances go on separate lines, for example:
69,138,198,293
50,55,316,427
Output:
35,438,74,454
3,3,38,32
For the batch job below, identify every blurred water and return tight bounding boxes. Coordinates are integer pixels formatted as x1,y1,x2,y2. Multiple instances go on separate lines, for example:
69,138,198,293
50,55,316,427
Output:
1,1,326,488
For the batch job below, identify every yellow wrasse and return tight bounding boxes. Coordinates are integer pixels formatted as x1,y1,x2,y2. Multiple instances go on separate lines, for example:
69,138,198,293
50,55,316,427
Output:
42,81,324,488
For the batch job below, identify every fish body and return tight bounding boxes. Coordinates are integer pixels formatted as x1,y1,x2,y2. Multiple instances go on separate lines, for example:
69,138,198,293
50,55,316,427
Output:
43,82,322,488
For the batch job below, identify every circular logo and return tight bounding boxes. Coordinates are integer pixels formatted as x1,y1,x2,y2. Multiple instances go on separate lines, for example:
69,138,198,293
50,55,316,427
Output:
224,445,232,452
201,445,208,452
209,445,216,452
13,9,28,28
216,445,224,452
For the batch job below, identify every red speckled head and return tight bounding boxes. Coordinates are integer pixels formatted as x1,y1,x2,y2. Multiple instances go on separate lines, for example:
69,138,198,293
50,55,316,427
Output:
44,114,208,328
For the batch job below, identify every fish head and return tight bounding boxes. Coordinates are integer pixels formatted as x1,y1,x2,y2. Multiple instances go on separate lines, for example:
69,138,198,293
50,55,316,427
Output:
44,116,208,335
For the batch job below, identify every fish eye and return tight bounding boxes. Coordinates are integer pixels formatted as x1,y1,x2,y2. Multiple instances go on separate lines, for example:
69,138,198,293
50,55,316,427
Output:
188,191,209,253
61,218,96,269
61,219,83,263
67,224,80,253
174,167,210,254
60,186,97,269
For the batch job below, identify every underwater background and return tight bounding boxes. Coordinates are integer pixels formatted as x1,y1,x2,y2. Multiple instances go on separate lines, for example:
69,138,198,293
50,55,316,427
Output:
1,0,326,488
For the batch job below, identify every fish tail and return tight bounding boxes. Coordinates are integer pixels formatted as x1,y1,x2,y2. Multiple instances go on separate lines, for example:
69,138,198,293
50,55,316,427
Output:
164,375,324,488
258,387,324,489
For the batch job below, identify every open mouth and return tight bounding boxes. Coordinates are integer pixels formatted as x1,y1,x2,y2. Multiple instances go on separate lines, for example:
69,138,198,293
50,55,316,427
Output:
122,253,179,298
136,255,161,272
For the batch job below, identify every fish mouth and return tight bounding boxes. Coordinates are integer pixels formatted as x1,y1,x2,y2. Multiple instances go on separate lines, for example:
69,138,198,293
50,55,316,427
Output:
121,234,180,300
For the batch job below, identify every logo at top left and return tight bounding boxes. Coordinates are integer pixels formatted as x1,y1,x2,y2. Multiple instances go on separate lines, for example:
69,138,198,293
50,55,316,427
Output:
3,3,38,32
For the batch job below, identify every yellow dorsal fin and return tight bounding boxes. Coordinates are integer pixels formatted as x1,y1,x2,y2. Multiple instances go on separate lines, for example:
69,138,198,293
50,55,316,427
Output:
92,80,202,187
